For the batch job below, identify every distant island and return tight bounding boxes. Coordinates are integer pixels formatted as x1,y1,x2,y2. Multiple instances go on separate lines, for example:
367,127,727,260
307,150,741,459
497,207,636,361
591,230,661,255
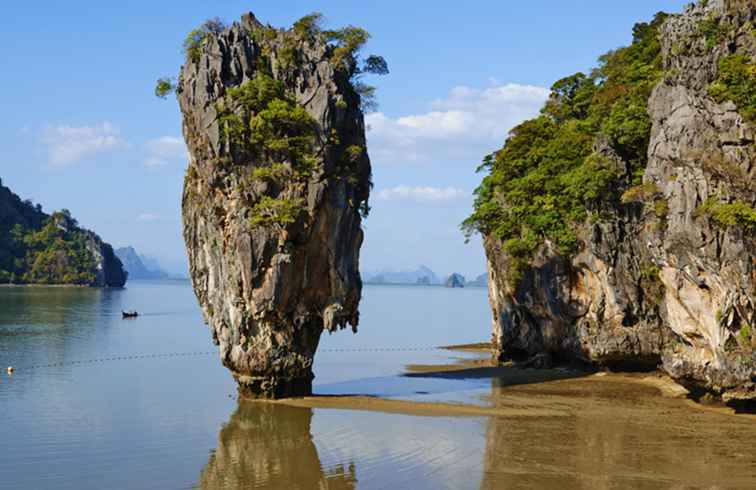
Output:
0,179,126,287
363,265,441,285
444,273,466,288
115,246,172,280
467,273,487,288
363,265,487,287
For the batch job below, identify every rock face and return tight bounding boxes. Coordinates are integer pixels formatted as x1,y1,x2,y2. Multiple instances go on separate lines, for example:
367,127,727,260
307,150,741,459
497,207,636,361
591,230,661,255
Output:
178,14,371,398
482,0,755,401
84,235,128,288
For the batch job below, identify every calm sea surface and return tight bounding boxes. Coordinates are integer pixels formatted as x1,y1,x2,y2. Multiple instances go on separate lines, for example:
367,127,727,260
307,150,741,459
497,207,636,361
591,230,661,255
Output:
2,281,755,489
0,282,492,489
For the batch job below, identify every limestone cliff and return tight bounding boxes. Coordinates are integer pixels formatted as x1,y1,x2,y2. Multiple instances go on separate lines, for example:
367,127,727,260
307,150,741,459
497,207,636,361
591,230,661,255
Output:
474,0,755,401
177,14,374,397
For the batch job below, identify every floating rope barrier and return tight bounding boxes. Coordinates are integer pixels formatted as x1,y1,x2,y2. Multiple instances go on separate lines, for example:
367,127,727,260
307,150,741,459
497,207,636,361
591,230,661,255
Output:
8,346,447,372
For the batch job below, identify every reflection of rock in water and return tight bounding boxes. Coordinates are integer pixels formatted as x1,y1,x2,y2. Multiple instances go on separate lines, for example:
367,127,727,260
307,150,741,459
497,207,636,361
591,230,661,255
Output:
480,375,756,489
199,402,356,489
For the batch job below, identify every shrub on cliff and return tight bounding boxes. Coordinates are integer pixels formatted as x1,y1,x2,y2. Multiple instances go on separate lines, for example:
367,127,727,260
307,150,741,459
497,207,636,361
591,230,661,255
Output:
709,54,756,122
698,198,756,233
463,13,668,285
183,17,227,63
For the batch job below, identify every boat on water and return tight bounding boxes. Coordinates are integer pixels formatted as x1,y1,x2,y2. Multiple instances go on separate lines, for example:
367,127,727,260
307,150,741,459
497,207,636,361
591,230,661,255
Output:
122,311,139,319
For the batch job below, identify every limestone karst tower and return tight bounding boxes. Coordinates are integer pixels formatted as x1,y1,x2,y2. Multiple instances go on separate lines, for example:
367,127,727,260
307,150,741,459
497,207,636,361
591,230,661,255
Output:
177,13,379,398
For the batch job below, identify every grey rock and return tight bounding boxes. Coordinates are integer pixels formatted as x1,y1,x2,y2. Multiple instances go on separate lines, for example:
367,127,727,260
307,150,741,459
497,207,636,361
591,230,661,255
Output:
483,0,756,400
178,13,371,398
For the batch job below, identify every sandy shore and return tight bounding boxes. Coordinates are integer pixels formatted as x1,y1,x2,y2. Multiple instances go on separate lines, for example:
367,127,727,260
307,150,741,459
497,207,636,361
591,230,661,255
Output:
274,395,568,418
267,344,756,420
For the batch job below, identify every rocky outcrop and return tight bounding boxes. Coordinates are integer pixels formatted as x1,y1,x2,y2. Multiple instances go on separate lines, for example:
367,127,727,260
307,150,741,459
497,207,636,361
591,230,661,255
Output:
482,0,755,401
178,14,372,397
0,179,126,287
83,233,127,287
445,273,466,288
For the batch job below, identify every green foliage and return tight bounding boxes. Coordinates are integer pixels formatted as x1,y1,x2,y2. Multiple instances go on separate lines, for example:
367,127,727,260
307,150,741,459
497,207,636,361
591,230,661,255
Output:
0,195,98,285
363,55,389,75
250,163,293,182
345,145,363,162
289,13,388,111
218,74,319,176
249,196,305,228
654,198,669,220
154,77,176,99
464,13,667,286
183,28,207,63
325,26,371,74
708,54,756,122
640,264,661,282
738,324,753,349
621,183,661,203
293,12,323,40
640,263,665,302
699,198,756,232
698,15,727,49
183,18,227,63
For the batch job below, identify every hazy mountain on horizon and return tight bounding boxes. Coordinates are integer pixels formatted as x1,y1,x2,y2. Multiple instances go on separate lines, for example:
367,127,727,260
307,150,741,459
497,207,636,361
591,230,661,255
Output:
363,265,441,285
467,273,488,287
115,246,173,280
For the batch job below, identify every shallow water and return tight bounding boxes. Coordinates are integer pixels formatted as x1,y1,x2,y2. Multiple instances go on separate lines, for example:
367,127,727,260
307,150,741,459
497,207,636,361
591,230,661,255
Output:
1,281,755,489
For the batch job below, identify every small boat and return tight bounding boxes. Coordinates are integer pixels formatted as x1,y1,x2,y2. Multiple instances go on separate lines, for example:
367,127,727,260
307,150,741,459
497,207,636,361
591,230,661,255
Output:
122,311,139,319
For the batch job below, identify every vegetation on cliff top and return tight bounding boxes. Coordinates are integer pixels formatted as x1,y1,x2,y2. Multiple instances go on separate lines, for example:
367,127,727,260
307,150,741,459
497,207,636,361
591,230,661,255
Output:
163,12,384,228
698,198,756,233
709,54,756,122
463,14,667,285
0,180,116,285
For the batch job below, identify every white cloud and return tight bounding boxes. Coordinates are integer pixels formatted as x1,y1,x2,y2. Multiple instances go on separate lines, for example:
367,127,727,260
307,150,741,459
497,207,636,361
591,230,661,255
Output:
366,83,549,166
41,122,125,166
376,185,466,202
144,136,187,167
137,213,160,222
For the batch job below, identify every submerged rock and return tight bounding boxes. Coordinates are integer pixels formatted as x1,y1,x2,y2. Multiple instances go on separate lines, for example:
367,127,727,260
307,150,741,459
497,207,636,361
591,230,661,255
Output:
475,0,756,401
177,13,374,398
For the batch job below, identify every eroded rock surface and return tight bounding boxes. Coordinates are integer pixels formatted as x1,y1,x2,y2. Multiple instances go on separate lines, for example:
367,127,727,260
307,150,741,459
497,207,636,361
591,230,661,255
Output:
178,13,371,398
482,0,755,400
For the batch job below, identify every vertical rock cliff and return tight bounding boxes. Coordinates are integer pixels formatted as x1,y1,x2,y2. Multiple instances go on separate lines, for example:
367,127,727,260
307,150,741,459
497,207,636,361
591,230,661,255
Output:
471,0,755,401
177,14,373,397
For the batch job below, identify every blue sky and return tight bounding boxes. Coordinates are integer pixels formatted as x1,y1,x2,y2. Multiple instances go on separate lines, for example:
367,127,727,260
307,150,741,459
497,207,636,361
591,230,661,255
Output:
0,0,690,277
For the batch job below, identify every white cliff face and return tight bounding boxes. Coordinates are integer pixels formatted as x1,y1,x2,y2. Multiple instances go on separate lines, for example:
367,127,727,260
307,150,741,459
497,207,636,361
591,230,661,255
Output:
647,0,756,399
484,0,755,401
178,13,371,398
